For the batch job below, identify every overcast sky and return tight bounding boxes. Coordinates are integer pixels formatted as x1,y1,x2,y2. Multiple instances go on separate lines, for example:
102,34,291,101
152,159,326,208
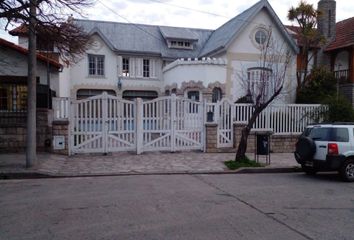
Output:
2,0,354,43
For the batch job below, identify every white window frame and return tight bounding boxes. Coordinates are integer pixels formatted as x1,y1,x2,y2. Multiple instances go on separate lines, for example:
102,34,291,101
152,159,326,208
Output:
122,57,130,77
143,59,150,78
88,54,105,77
247,67,273,103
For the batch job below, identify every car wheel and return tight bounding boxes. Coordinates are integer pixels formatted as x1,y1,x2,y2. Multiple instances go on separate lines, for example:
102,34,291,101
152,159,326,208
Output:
340,159,354,182
301,164,317,175
295,137,316,162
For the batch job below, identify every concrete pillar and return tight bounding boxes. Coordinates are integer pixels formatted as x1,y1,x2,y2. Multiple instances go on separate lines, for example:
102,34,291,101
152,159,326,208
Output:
52,120,69,155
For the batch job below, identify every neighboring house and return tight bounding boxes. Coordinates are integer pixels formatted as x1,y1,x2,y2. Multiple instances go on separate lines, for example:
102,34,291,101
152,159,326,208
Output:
0,38,61,116
285,0,354,104
0,38,62,152
10,0,299,104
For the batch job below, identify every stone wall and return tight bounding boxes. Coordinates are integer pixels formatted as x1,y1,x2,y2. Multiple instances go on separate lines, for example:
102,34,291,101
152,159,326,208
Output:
205,122,300,154
205,123,218,153
0,109,52,153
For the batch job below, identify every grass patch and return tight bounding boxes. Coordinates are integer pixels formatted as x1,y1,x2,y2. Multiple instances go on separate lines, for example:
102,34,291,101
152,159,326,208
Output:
224,157,263,170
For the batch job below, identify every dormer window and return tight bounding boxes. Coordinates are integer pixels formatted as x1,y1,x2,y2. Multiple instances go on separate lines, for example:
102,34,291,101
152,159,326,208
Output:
168,40,193,50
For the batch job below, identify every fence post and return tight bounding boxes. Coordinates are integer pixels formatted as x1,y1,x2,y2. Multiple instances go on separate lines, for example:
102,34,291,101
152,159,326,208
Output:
68,98,75,156
136,98,143,155
102,92,108,154
171,94,177,152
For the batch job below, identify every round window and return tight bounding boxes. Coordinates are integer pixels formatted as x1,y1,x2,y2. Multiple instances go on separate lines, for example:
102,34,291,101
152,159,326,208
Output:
255,29,267,45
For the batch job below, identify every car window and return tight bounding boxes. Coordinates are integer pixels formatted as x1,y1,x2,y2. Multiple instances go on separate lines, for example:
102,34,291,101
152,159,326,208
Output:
308,127,330,141
331,128,349,142
305,127,349,142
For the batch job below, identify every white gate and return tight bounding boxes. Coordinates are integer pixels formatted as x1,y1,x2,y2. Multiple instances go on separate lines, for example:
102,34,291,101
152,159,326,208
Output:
70,92,136,154
70,93,204,154
140,95,204,153
215,99,235,148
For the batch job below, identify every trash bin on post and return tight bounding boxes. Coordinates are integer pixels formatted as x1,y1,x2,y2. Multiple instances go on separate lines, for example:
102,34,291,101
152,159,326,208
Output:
254,130,273,165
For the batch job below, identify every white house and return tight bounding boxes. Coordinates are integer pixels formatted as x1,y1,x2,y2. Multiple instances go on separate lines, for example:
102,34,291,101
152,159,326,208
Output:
10,0,299,104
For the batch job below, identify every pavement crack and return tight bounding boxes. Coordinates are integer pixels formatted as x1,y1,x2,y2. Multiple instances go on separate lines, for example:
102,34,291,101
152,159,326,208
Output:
192,175,314,240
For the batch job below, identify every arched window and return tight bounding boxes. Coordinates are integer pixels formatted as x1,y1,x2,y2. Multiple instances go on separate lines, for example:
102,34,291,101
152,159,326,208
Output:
165,90,170,96
212,87,222,103
247,67,273,103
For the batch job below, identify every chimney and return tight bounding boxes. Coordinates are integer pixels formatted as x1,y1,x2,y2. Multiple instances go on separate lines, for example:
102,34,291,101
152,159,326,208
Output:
317,0,336,41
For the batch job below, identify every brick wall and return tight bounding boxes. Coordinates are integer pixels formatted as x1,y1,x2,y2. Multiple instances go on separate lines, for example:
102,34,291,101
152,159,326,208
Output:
0,109,52,153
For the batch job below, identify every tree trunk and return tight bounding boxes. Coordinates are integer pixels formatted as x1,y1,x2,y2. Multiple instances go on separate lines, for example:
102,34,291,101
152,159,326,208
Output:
235,107,262,161
26,0,37,168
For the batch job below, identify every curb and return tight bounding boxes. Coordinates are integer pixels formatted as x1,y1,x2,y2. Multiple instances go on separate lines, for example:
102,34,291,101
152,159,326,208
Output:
0,167,302,180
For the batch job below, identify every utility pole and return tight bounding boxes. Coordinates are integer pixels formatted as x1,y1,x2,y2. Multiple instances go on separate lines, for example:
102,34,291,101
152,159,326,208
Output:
26,0,37,168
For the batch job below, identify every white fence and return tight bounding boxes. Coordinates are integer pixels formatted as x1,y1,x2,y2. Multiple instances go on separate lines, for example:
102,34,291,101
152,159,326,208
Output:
53,95,326,153
53,97,70,120
206,100,325,148
206,101,324,133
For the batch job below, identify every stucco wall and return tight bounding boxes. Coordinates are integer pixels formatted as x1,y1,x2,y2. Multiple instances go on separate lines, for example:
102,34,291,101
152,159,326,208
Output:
163,58,227,91
225,9,297,104
68,34,164,98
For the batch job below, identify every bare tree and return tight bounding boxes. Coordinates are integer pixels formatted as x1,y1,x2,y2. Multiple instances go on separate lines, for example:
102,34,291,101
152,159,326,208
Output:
0,0,93,167
235,27,292,161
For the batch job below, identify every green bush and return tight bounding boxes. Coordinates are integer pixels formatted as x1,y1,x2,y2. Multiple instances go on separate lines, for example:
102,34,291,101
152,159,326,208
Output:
296,67,337,104
322,96,354,122
296,67,354,122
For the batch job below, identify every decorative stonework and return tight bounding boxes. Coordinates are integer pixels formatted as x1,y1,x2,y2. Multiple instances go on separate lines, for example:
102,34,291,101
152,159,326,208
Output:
165,81,226,101
180,80,205,94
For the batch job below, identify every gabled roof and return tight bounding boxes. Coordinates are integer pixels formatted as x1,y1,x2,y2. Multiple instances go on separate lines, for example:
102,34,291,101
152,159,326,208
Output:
0,38,61,69
326,17,354,51
9,25,27,36
199,0,299,57
159,26,199,41
10,0,298,60
75,19,213,59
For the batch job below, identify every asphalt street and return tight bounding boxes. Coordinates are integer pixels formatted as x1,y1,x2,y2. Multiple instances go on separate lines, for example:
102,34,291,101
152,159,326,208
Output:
1,173,353,240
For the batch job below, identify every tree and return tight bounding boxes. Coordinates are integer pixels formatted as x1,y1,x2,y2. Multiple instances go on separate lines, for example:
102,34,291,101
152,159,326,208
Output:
296,67,337,104
288,1,324,95
235,27,292,161
0,0,93,167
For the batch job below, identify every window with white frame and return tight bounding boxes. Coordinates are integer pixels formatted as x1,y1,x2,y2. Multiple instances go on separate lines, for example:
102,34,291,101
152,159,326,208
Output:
88,54,105,76
247,67,272,103
255,29,267,45
143,59,150,78
168,40,193,49
122,58,130,77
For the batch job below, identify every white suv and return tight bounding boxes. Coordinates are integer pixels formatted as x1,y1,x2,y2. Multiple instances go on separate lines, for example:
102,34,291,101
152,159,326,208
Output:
294,123,354,182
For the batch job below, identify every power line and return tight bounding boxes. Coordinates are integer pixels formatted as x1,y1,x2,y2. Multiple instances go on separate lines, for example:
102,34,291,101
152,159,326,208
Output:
142,0,229,19
97,0,165,43
139,0,271,27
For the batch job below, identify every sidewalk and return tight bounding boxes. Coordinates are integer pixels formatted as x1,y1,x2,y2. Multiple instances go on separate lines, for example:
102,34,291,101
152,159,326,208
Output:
0,152,300,178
